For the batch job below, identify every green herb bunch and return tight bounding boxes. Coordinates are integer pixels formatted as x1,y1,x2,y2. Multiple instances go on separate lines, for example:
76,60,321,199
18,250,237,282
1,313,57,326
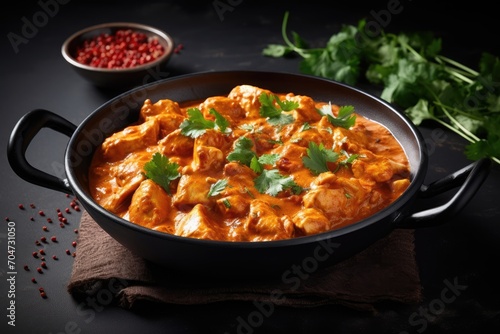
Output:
263,12,500,164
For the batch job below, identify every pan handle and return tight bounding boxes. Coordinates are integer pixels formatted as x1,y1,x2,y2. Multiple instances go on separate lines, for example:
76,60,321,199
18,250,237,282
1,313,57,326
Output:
7,109,77,194
398,158,492,228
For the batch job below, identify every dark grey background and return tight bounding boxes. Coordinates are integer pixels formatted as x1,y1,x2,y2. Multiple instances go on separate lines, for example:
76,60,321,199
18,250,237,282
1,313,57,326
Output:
1,1,499,333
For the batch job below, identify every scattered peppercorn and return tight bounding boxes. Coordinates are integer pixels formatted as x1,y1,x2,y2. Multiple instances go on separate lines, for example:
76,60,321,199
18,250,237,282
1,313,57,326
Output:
174,43,184,54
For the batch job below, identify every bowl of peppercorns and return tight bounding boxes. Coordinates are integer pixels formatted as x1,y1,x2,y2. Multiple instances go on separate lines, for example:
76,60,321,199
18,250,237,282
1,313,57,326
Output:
62,22,175,90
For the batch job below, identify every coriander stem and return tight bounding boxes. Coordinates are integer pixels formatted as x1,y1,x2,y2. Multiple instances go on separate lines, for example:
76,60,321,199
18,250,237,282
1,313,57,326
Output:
431,116,500,164
444,68,475,84
439,104,481,141
398,39,426,62
437,55,479,76
281,11,309,59
432,116,477,143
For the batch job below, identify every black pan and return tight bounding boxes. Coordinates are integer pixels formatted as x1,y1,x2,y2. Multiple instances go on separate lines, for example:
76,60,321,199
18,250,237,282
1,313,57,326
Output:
8,71,491,278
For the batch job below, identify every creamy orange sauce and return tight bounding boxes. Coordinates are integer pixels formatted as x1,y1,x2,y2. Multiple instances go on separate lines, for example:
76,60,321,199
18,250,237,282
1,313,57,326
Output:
89,85,410,241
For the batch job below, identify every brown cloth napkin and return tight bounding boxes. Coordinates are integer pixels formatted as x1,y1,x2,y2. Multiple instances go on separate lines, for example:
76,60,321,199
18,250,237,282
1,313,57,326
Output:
67,210,422,311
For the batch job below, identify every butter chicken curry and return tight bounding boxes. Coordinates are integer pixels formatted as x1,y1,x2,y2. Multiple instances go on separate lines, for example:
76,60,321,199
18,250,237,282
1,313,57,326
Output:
89,85,411,241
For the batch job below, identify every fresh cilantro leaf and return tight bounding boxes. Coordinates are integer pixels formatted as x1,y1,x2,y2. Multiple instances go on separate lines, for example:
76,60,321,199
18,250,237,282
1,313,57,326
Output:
143,152,180,195
222,199,231,208
254,169,302,196
259,92,297,126
227,137,258,167
258,153,279,166
249,156,263,173
207,179,228,197
318,104,356,129
300,122,312,131
180,107,230,138
179,108,214,138
334,150,360,172
302,142,339,175
264,12,500,164
209,108,230,133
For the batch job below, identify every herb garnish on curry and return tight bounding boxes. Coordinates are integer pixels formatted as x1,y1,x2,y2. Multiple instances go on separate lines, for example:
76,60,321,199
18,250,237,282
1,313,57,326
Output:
89,85,411,241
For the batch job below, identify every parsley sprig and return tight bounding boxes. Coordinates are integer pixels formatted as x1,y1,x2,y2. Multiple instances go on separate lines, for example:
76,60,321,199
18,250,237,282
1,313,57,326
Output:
142,152,181,195
263,12,500,164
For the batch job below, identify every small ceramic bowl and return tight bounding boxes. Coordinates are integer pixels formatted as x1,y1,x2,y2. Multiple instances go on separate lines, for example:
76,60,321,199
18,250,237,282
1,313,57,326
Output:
61,22,175,90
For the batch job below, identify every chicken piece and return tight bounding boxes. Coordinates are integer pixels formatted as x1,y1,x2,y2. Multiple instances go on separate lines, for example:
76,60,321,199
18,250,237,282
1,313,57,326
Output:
244,200,294,241
311,172,338,188
101,119,159,162
129,179,171,229
292,208,332,235
273,142,307,173
196,128,230,149
227,85,272,118
91,151,152,214
175,204,223,240
286,95,322,123
158,129,194,157
223,162,256,192
139,98,183,121
330,127,355,151
172,174,212,209
351,152,409,183
192,144,224,172
288,127,333,149
199,96,246,124
191,129,228,172
155,113,185,138
216,194,251,218
391,179,411,197
303,187,349,223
